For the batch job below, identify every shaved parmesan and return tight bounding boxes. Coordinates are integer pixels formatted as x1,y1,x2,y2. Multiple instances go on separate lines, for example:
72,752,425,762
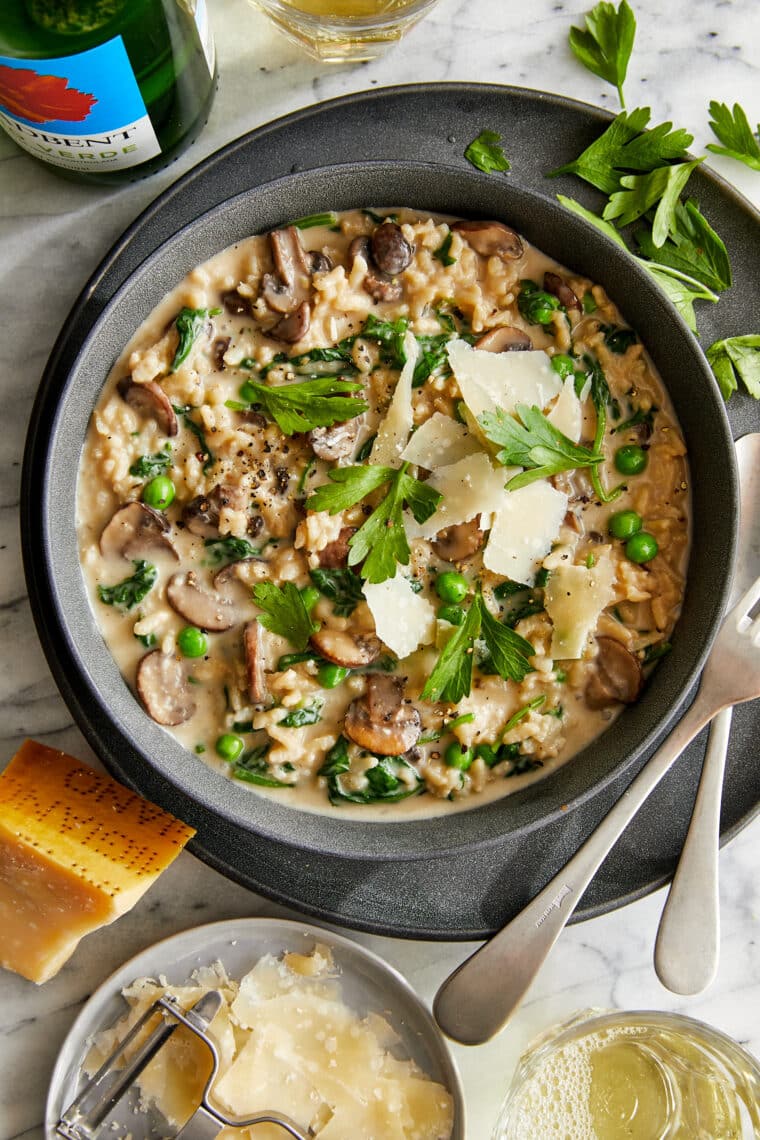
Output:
370,331,419,466
548,375,583,442
400,412,481,469
484,481,568,585
417,453,510,539
364,572,436,659
545,552,616,659
447,338,562,422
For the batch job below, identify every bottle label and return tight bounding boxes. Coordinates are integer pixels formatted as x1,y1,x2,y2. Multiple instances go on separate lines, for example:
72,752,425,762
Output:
194,0,216,77
0,36,161,173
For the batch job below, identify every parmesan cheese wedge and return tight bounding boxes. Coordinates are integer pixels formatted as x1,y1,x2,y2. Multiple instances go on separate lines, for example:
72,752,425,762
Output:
447,338,562,422
484,481,568,585
370,331,419,466
0,741,195,984
545,551,616,659
400,412,481,469
364,572,437,660
417,452,510,539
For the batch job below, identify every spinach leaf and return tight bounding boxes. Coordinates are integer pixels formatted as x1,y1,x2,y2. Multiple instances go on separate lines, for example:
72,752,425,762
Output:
319,738,423,805
129,446,172,479
171,307,220,372
204,536,262,564
230,745,296,787
310,567,364,617
278,701,323,728
98,560,157,611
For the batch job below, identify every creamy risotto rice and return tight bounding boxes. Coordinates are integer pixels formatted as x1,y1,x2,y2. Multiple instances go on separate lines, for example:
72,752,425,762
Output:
77,208,689,814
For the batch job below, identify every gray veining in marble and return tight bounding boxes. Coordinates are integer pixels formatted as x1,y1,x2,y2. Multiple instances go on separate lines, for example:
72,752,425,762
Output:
1,1,759,1136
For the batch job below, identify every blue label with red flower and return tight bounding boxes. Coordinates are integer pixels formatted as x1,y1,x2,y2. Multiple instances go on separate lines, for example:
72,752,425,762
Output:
0,36,161,172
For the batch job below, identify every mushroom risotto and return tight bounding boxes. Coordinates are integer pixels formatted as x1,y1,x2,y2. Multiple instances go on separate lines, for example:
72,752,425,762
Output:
77,208,689,813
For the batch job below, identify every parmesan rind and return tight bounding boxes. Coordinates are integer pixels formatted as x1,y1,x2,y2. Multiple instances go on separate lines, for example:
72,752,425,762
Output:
417,453,511,539
545,552,616,659
447,338,562,422
370,331,419,466
484,482,569,585
364,572,437,659
400,412,481,469
547,375,583,442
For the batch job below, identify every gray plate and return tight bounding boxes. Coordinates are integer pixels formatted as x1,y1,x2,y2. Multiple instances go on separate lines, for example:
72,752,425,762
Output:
22,84,760,938
45,917,465,1138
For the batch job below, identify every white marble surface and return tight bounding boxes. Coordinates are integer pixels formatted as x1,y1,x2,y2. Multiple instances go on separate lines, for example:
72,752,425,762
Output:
1,0,759,1136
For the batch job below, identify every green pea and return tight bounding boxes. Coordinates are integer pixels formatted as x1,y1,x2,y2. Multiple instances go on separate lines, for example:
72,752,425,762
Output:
142,474,175,510
444,741,474,770
318,663,349,688
437,604,465,626
614,444,648,476
216,733,245,761
625,532,659,564
177,625,208,658
608,510,643,540
436,571,469,604
475,743,499,767
551,353,576,380
299,585,320,613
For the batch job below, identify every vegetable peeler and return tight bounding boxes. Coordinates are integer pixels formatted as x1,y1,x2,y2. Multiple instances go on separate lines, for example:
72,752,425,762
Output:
55,990,319,1140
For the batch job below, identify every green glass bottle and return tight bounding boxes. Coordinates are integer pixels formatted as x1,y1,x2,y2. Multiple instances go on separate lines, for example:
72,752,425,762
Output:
0,0,216,183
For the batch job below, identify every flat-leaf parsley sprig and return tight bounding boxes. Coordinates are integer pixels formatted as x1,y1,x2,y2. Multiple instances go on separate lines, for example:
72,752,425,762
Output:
464,130,511,174
568,0,637,108
252,581,319,650
228,375,367,436
307,462,441,585
479,404,603,490
707,101,760,173
421,593,534,703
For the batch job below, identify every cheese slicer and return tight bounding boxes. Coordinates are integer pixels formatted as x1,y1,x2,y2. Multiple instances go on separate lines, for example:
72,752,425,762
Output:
55,990,319,1140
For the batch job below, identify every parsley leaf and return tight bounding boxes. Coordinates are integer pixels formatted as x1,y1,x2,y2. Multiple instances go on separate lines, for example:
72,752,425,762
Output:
310,567,364,617
98,560,157,611
307,464,441,584
421,596,481,702
603,159,703,243
568,0,637,107
252,581,319,650
171,307,220,372
129,446,172,480
706,336,760,400
464,130,511,174
549,109,693,195
556,195,628,246
422,595,534,702
706,101,760,172
635,199,732,293
479,404,603,489
235,376,367,436
278,700,323,727
641,264,719,333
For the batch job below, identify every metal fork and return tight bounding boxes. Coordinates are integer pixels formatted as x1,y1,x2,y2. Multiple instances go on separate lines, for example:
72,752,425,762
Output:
434,574,760,1046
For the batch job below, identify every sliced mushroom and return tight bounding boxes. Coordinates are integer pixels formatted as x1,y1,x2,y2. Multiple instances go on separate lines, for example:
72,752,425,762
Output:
432,518,485,563
182,484,248,539
317,526,358,569
166,571,236,632
451,220,523,260
586,636,644,709
220,289,250,316
370,222,413,275
348,235,403,303
100,501,177,560
212,335,230,371
244,620,271,708
117,377,178,437
213,556,267,591
136,650,195,726
475,325,532,353
309,250,333,274
261,226,312,315
544,271,581,312
308,418,361,462
344,675,421,756
310,629,382,668
271,299,311,343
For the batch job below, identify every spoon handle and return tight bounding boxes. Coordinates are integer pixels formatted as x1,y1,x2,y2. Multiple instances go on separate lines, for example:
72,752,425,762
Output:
653,708,730,995
433,693,716,1046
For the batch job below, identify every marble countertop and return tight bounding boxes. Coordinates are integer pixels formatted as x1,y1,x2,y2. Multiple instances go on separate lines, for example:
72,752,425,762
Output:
1,0,759,1136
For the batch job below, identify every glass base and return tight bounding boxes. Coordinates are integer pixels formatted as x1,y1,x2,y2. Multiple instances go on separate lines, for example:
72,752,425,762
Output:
262,10,414,61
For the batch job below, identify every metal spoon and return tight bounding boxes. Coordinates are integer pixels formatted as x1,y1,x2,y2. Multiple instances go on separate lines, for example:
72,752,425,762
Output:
433,559,760,1046
654,432,760,995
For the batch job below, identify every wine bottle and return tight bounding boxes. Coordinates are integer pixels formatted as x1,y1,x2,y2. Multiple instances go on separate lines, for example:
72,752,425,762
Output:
0,0,217,183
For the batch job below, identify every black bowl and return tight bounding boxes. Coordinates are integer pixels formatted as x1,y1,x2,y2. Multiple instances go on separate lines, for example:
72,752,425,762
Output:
22,159,737,872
